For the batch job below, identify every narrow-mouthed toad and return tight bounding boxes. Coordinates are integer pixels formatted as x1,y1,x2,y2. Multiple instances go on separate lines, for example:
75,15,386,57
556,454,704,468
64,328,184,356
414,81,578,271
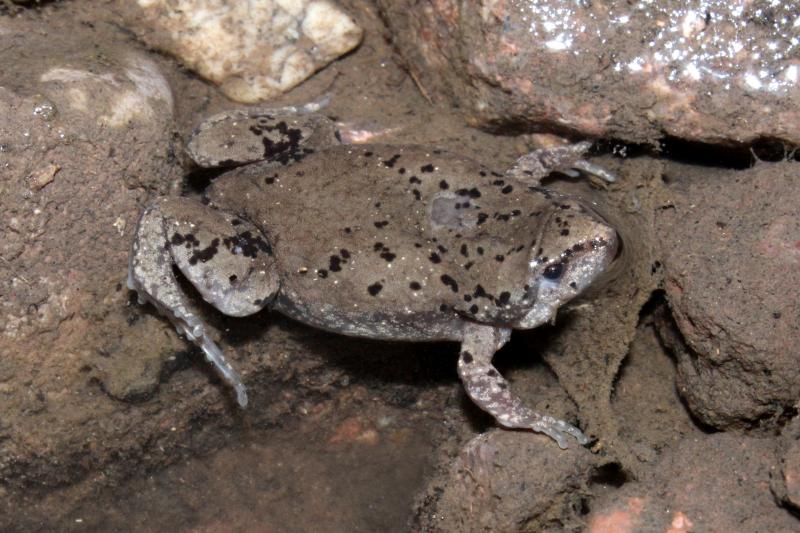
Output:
128,108,618,448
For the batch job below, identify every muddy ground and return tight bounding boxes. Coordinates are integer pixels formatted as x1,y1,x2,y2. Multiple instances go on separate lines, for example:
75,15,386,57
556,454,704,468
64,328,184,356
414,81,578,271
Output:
1,1,799,532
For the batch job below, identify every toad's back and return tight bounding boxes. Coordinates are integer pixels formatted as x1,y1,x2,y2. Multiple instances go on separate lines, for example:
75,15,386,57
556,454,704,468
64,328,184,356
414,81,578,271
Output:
207,144,558,338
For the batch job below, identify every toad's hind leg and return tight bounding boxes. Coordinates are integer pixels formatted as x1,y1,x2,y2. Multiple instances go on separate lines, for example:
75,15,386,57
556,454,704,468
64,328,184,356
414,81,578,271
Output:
506,141,617,186
186,96,340,169
128,197,279,406
457,323,590,449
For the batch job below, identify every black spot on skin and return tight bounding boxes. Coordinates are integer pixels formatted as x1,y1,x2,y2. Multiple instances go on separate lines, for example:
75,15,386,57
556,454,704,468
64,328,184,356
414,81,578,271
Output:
414,243,422,248
340,249,351,259
560,204,572,209
318,269,328,278
561,229,570,236
437,244,448,253
474,285,488,298
477,213,489,225
253,298,264,306
334,130,343,143
460,244,469,257
439,180,449,189
222,231,272,259
258,121,306,164
464,294,472,302
495,254,505,262
399,168,406,174
511,210,521,217
409,281,421,290
413,189,421,201
501,185,513,194
344,227,352,234
429,252,441,264
382,154,401,168
497,291,511,306
367,282,383,296
188,238,220,265
170,232,186,246
456,188,481,198
487,369,498,377
231,219,242,226
329,255,343,272
476,247,484,255
409,176,421,184
439,303,449,312
569,281,578,289
433,149,442,154
496,213,510,222
364,151,373,157
469,304,479,314
479,170,487,177
498,382,508,389
462,351,473,363
440,274,458,293
420,163,435,173
380,251,396,262
492,179,505,186
229,275,238,284
180,233,201,248
375,202,381,208
374,220,389,228
572,243,585,253
463,261,474,270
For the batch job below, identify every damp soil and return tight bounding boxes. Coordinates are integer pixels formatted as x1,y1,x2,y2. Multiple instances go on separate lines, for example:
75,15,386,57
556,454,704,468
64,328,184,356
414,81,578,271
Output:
1,1,798,532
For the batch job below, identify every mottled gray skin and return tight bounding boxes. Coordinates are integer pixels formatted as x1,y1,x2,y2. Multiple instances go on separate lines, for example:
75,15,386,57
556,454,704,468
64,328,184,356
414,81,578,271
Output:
129,109,618,448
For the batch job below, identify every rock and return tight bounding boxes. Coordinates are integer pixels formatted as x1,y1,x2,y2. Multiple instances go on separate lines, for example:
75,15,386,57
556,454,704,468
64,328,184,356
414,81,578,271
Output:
0,12,182,488
376,0,800,145
771,415,800,511
655,161,800,428
587,434,794,532
415,430,596,532
121,0,363,103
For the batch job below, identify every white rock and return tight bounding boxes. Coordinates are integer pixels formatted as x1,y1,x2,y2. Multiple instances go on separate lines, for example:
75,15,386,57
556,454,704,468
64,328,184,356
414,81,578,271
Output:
130,0,363,102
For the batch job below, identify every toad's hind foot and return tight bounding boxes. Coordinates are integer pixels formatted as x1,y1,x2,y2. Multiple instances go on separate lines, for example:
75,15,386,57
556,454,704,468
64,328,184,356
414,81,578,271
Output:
196,333,248,407
457,323,590,449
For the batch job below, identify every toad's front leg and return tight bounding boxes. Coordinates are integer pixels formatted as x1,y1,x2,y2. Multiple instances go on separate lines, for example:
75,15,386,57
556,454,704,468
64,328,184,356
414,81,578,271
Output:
128,197,279,406
457,322,590,449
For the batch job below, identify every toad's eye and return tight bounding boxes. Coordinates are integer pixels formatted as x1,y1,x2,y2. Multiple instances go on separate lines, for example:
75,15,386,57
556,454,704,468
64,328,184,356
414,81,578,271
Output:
542,262,564,280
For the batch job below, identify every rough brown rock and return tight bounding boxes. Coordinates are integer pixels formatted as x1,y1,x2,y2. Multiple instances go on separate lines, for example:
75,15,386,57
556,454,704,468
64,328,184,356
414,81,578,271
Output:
587,433,795,532
655,161,800,429
415,429,597,532
377,0,800,146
